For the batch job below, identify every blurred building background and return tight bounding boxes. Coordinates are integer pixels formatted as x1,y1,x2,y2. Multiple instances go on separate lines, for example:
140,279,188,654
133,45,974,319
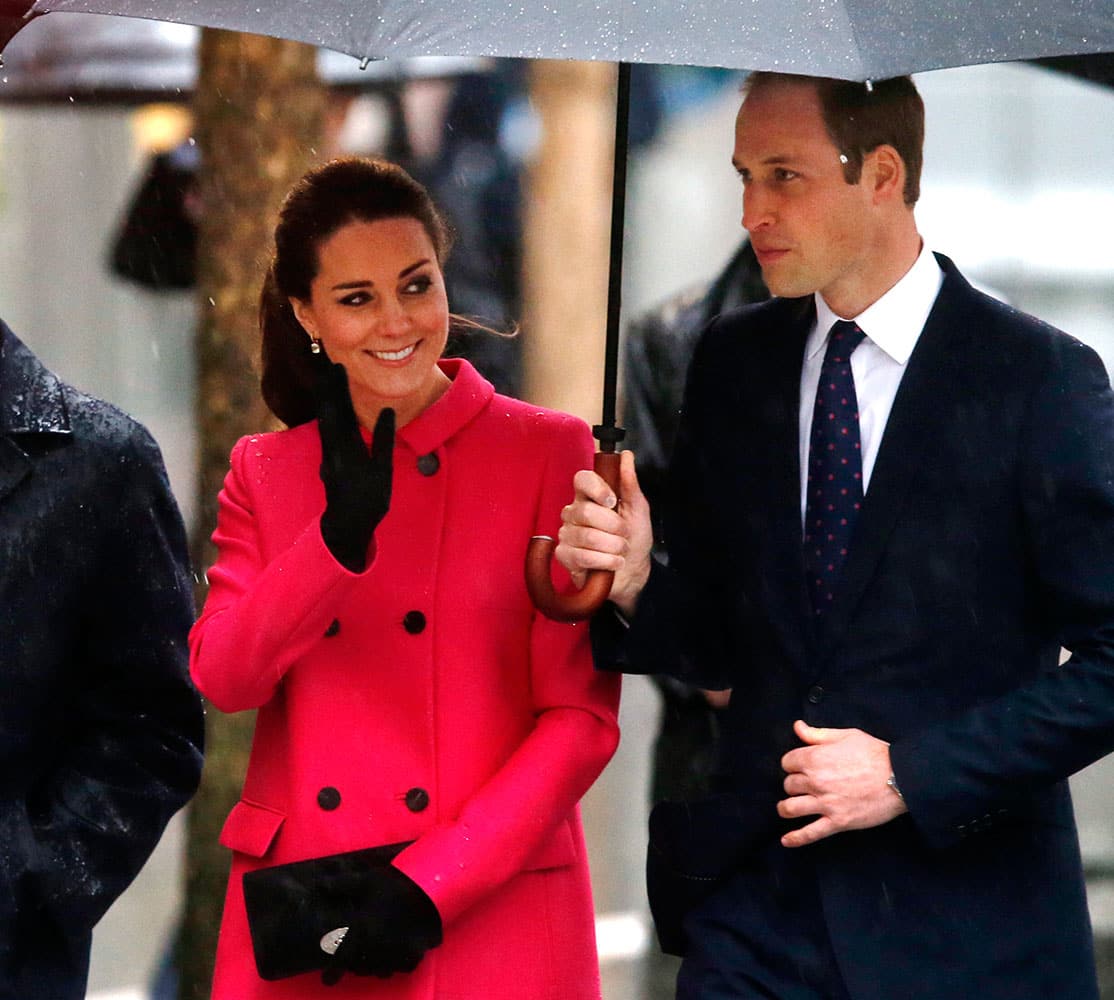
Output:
0,17,1112,997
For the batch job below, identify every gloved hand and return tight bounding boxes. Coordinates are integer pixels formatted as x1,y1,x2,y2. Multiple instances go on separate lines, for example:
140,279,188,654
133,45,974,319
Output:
320,865,443,986
314,349,395,572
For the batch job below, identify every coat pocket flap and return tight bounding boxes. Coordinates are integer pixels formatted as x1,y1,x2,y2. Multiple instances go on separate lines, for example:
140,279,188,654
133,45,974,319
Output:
219,799,286,858
522,818,578,872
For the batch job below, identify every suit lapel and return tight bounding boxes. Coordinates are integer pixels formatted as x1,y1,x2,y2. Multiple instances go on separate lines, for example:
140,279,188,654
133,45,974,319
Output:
816,262,976,659
744,298,818,659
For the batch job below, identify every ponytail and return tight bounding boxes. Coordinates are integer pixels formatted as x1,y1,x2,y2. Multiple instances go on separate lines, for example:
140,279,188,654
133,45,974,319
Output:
260,264,318,427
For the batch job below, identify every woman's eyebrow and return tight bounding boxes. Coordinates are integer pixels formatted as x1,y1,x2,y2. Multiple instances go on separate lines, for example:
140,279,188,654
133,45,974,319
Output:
329,258,432,291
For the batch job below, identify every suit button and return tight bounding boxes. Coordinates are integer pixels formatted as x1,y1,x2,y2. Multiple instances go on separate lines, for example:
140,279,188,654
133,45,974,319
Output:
807,685,824,704
317,786,341,811
324,619,340,637
416,453,440,476
405,787,430,812
403,610,426,634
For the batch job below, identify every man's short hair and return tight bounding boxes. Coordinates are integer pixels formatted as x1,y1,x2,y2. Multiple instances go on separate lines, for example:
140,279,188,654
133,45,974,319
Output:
745,72,925,206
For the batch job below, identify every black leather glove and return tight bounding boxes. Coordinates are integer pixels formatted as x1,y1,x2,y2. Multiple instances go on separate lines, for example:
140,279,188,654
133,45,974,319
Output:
320,865,443,986
314,350,395,572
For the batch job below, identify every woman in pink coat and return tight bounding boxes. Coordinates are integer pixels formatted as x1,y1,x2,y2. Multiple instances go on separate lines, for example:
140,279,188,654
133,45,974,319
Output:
189,158,621,999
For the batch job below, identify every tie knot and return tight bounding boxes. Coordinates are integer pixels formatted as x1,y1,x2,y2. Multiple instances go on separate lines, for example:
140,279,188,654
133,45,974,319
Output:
825,320,865,362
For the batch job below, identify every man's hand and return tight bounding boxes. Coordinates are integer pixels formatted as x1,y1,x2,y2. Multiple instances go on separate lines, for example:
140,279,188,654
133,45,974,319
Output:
555,450,653,617
778,720,907,848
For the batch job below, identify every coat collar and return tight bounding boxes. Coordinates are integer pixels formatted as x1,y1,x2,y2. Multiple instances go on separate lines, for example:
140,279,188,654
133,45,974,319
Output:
0,320,72,504
395,358,494,455
0,320,71,437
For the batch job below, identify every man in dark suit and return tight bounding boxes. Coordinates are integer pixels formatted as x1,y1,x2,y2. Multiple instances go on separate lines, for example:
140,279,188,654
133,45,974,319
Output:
0,319,204,998
557,72,1114,999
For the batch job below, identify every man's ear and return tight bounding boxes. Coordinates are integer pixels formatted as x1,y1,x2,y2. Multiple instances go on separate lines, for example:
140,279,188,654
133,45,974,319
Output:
289,298,316,338
865,144,905,205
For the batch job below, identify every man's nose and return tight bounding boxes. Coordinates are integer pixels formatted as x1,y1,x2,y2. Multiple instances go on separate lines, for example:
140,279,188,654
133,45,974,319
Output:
741,186,772,232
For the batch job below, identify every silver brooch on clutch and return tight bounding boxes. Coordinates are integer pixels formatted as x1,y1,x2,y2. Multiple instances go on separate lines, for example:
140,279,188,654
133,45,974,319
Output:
320,926,349,955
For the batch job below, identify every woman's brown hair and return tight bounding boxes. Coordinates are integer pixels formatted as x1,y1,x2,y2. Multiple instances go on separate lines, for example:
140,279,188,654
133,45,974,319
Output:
260,157,454,426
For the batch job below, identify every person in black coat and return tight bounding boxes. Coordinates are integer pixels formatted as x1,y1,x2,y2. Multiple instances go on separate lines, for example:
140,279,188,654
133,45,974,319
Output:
559,73,1114,999
0,319,204,999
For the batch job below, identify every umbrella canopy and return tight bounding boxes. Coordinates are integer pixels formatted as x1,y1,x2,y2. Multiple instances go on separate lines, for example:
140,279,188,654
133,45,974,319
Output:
0,11,490,102
9,0,1114,80
3,0,1111,618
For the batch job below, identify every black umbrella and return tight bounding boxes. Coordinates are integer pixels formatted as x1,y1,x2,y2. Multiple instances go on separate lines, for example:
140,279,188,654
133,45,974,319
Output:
4,0,1113,618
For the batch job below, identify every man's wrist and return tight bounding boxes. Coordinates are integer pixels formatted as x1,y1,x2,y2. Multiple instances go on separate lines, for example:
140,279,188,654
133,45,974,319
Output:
609,559,650,619
609,592,639,621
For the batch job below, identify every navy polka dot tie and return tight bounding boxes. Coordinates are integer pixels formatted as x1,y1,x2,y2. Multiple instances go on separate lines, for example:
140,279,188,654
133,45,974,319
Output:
804,320,866,617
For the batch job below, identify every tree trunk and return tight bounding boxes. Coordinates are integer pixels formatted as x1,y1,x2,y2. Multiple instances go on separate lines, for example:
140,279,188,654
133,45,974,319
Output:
178,31,324,999
520,60,614,422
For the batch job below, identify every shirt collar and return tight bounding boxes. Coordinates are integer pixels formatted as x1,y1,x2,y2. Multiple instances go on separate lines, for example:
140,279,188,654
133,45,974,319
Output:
806,243,944,364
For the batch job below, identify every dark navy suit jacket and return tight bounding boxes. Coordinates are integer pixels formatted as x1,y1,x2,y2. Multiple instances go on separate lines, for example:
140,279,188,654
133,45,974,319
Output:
602,255,1114,999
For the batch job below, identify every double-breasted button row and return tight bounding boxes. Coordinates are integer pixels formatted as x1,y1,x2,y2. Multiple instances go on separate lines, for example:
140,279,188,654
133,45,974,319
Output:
317,785,430,813
328,613,427,636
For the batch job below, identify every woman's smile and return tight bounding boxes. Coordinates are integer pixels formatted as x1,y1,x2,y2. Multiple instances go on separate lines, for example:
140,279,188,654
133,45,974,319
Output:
367,342,419,363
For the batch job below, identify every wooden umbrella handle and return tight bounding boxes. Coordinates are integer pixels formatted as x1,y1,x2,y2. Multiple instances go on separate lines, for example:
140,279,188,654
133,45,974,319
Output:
525,451,621,623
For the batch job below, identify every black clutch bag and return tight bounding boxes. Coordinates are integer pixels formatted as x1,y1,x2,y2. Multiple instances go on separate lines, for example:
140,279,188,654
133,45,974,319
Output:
241,840,413,981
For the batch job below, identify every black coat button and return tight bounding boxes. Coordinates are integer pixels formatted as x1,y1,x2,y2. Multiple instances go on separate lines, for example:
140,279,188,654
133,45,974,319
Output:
807,685,824,704
324,619,340,637
403,610,426,634
405,787,430,812
317,786,341,811
416,453,440,476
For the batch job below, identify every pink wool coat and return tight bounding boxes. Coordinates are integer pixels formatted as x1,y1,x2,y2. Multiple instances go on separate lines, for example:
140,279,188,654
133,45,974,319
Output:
190,360,621,1000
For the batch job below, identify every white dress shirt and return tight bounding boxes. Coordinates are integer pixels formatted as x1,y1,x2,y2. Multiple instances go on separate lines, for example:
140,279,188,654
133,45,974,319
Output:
799,244,944,527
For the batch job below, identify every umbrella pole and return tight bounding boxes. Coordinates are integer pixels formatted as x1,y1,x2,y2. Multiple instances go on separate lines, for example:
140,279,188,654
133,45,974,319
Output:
594,60,630,457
